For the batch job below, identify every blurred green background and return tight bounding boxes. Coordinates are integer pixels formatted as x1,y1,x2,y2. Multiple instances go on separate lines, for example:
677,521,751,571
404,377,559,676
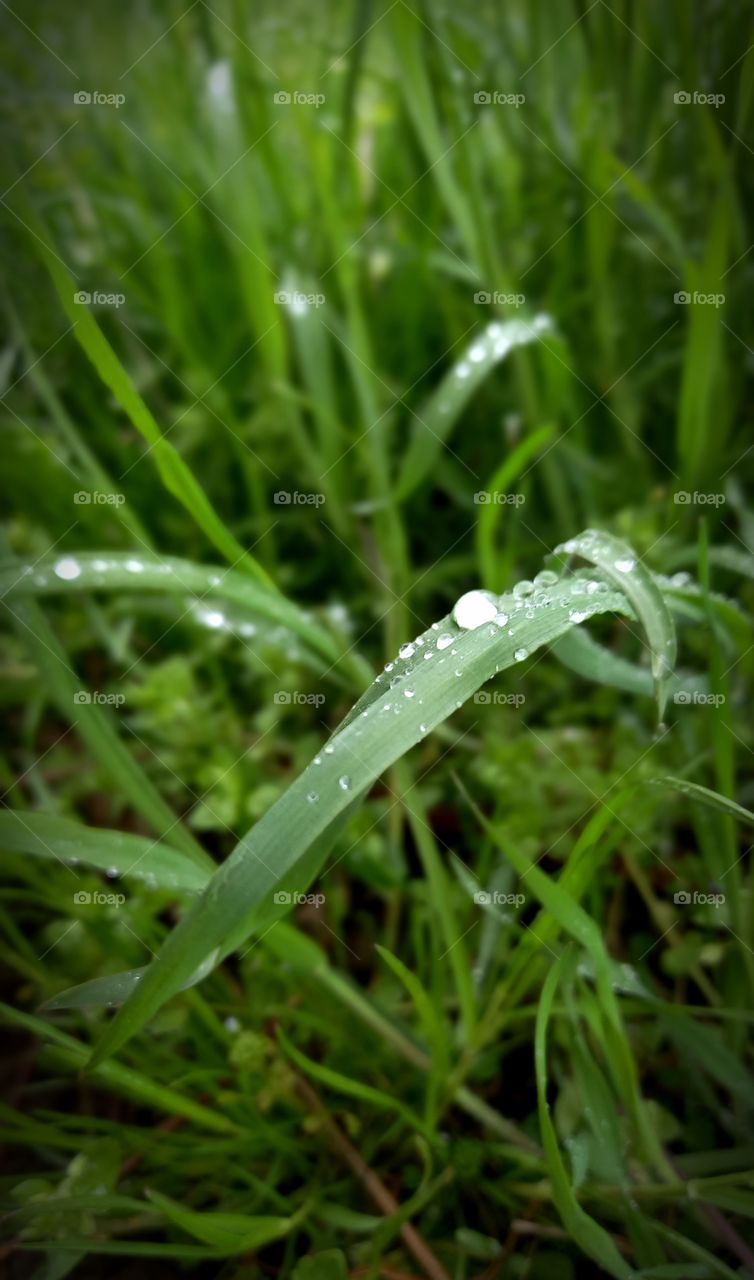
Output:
1,2,753,1277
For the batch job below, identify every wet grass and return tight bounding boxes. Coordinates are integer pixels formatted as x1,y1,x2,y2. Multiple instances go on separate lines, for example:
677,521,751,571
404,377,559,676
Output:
1,1,753,1277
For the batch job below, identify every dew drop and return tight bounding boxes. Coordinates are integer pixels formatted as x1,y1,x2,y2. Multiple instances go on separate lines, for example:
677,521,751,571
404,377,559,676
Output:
338,775,351,791
324,744,334,755
436,633,454,650
403,688,415,698
399,642,415,660
615,557,636,573
534,569,559,588
54,557,81,581
419,722,428,733
468,343,486,363
513,579,534,599
307,791,319,804
452,589,498,630
456,361,471,379
125,558,144,573
569,609,589,623
514,647,528,661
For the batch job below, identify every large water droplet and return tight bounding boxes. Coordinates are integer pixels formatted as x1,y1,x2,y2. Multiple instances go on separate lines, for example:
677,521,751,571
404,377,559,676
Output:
436,633,454,650
338,775,351,791
54,557,81,580
399,642,415,660
452,589,498,630
514,647,528,661
615,557,635,573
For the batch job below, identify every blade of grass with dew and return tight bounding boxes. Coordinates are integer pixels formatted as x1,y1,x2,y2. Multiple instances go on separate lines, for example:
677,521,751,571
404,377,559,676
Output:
0,550,365,682
29,223,273,585
535,954,637,1280
549,528,677,718
86,538,678,1065
395,317,554,502
0,810,209,894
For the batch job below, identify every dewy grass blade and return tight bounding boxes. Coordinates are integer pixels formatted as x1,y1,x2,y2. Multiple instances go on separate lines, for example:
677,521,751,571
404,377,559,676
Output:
87,533,675,1066
30,221,274,586
396,317,554,501
549,529,677,719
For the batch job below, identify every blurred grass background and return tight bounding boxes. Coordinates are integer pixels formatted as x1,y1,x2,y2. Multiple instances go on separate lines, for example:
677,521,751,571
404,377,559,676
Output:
1,1,754,1276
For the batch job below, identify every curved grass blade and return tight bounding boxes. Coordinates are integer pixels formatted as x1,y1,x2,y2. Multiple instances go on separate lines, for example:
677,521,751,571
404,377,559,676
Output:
145,1188,300,1255
88,538,666,1067
0,810,210,894
549,529,676,718
0,550,361,679
31,224,273,586
395,317,553,501
535,954,637,1280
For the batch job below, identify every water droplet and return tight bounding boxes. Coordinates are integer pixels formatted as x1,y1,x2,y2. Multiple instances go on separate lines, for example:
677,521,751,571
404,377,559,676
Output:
615,557,635,573
456,361,471,379
399,642,415,660
534,569,558,588
419,722,428,733
324,744,334,755
494,612,509,627
203,610,225,628
569,609,589,623
468,343,486,363
403,688,415,698
307,791,319,803
313,755,322,765
54,557,81,580
513,579,534,599
514,647,528,661
338,775,351,791
436,633,454,650
385,661,394,673
452,589,498,630
125,558,144,573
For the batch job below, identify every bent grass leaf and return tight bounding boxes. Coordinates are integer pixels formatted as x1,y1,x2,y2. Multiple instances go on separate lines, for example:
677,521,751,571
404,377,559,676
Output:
88,534,676,1066
0,810,209,894
396,316,554,501
535,956,637,1280
549,529,676,718
32,227,273,586
145,1187,298,1255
